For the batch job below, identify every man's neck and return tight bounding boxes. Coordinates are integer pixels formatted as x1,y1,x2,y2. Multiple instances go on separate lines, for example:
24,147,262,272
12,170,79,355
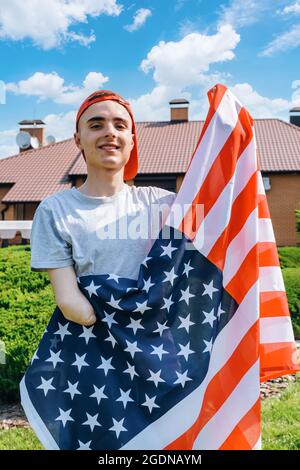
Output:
77,172,125,197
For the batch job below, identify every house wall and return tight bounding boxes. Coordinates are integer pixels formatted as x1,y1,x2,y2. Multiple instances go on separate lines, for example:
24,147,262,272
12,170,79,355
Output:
264,174,300,246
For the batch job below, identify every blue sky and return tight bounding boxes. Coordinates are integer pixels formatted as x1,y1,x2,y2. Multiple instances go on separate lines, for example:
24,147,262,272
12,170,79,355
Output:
0,0,300,158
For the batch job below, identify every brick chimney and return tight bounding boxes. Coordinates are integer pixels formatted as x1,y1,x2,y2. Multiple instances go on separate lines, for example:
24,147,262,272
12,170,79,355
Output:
289,107,300,128
18,119,45,149
169,99,189,122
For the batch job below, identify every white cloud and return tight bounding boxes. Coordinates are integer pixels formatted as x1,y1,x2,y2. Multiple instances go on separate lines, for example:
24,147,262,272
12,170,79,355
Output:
291,80,300,106
218,0,272,28
230,83,290,119
43,110,76,141
281,1,300,15
124,8,152,32
260,24,300,56
0,129,18,159
6,71,109,105
140,25,240,88
0,0,123,49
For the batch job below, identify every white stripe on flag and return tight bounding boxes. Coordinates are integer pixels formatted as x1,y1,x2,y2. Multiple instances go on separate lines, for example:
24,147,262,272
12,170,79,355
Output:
258,218,275,243
259,267,285,292
167,89,241,229
195,139,257,256
257,171,265,195
192,360,260,450
260,316,295,344
121,282,259,450
223,208,258,286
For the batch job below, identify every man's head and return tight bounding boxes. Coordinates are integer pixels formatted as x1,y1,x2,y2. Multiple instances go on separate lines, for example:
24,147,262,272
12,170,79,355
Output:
74,90,138,180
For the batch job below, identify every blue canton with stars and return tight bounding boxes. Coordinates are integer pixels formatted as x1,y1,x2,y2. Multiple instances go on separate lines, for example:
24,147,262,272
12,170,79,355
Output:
23,227,238,449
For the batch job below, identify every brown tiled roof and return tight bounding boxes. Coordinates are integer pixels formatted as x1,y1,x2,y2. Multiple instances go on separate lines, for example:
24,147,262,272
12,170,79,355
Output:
0,119,299,203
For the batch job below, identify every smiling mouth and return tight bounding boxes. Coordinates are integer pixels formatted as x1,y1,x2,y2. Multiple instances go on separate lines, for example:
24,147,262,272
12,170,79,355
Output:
99,145,120,152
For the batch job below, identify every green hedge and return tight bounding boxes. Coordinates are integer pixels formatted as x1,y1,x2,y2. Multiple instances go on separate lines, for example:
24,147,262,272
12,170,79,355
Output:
0,246,55,403
0,245,299,403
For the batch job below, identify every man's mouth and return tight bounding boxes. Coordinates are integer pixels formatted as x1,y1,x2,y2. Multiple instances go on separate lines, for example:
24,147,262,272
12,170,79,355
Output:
99,144,120,151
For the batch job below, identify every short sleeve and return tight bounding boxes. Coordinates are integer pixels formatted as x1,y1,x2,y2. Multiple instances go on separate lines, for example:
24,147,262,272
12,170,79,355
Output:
30,202,74,272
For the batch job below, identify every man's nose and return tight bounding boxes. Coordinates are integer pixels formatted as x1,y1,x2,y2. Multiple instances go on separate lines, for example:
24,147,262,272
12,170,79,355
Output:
103,122,116,136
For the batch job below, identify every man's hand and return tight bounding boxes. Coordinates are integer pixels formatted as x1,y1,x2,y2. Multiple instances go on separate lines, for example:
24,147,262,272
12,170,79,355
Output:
47,266,97,326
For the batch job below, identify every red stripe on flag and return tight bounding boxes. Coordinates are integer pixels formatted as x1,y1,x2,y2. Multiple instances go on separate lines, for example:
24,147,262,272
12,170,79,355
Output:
259,242,280,267
260,291,290,318
225,244,259,305
260,342,300,382
219,399,261,450
164,321,259,450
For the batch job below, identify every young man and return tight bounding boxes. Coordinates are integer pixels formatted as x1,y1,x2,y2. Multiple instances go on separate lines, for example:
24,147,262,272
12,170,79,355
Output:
30,90,176,326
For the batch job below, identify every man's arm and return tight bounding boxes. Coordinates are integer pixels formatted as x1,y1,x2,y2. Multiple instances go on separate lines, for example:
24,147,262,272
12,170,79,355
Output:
47,266,96,326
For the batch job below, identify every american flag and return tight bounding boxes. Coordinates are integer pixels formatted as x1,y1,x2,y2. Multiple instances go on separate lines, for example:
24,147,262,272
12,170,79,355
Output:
20,84,300,450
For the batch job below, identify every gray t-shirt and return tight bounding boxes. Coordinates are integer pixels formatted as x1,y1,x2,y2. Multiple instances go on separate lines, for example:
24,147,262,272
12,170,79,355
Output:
30,184,177,280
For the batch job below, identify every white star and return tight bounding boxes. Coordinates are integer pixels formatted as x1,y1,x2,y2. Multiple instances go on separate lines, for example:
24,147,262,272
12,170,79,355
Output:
124,362,139,380
203,338,213,354
82,412,101,432
124,340,142,358
116,388,134,409
46,349,64,369
126,317,145,335
178,314,195,333
150,344,168,360
202,308,217,328
72,353,89,372
79,325,96,344
178,341,195,361
84,280,101,298
202,280,219,299
63,380,81,400
133,300,151,315
142,394,160,413
142,256,152,267
183,260,194,277
77,440,92,450
174,370,193,388
161,295,174,312
179,286,195,306
147,369,165,388
217,304,226,319
107,273,121,283
104,330,117,348
109,418,127,438
107,294,122,310
90,385,108,405
163,267,178,285
37,377,55,396
102,310,118,329
97,356,115,376
55,408,74,427
153,320,169,337
160,242,177,258
54,322,72,341
142,276,155,293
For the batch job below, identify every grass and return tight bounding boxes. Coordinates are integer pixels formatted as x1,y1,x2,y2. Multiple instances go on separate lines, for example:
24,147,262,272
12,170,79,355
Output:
0,375,299,450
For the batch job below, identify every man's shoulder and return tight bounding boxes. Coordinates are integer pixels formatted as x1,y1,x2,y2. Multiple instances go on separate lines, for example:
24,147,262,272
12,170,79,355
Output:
129,185,176,203
37,188,73,211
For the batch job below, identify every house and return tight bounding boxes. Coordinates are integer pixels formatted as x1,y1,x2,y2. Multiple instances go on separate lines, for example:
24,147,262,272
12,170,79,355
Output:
0,100,299,246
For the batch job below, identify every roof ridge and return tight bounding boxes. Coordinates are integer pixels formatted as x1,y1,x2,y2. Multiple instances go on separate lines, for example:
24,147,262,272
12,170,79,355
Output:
275,118,300,133
0,136,75,163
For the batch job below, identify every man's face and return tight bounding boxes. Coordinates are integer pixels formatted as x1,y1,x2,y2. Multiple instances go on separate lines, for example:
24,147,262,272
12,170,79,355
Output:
74,100,134,174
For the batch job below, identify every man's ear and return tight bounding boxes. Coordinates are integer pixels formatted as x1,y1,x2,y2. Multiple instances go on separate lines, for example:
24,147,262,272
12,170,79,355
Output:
74,132,82,150
130,134,135,150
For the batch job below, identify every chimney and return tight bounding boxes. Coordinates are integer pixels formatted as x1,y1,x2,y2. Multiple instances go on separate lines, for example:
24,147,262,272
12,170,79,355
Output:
18,119,45,150
169,99,189,122
289,107,300,128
